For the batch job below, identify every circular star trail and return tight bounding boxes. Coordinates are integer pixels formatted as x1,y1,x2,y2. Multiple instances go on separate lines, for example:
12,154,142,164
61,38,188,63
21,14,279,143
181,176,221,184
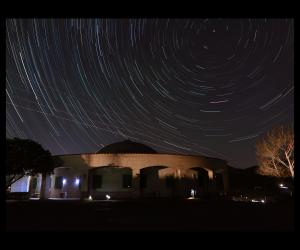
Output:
6,19,294,168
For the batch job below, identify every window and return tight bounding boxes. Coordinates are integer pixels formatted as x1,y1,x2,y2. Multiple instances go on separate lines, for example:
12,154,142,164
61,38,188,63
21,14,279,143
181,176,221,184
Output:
166,176,175,188
55,176,63,189
92,175,102,189
122,174,132,188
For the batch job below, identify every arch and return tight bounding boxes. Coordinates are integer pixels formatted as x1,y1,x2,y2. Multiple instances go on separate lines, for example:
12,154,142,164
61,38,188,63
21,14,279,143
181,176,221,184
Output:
88,166,133,199
138,166,169,197
195,168,209,195
59,153,228,199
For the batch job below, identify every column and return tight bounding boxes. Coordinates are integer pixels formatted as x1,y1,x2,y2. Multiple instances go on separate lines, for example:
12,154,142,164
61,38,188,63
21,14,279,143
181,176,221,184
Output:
132,168,140,198
208,170,217,193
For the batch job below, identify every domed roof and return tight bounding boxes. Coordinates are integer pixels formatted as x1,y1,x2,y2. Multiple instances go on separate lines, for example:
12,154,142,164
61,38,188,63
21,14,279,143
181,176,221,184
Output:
97,140,157,154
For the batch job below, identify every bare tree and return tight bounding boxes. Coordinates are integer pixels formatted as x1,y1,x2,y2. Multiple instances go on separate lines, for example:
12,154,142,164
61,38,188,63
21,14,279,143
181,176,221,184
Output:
256,125,294,178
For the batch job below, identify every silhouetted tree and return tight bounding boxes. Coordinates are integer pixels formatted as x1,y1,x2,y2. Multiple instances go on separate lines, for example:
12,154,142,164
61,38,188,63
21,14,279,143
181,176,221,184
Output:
6,138,63,199
256,125,294,178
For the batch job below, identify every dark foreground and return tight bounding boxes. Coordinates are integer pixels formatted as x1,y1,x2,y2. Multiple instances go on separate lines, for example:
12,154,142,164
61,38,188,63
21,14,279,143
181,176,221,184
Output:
6,199,294,231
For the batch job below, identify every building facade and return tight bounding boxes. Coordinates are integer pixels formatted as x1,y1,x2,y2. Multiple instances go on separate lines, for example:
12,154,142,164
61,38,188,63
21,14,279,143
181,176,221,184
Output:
9,140,229,200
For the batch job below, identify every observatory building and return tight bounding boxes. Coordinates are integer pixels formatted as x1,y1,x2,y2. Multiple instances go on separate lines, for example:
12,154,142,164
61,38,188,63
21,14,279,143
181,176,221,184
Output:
11,140,229,200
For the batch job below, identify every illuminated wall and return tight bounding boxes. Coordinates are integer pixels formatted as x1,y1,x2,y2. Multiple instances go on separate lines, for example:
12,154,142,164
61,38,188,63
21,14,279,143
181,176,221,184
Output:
10,153,228,199
10,175,30,192
55,153,229,199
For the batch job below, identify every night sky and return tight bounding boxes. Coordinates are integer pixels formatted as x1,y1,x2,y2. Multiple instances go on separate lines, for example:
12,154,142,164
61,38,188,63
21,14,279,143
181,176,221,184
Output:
6,19,294,168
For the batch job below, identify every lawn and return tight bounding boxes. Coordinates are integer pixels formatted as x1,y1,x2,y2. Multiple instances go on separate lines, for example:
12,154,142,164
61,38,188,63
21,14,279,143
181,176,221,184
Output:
6,198,294,231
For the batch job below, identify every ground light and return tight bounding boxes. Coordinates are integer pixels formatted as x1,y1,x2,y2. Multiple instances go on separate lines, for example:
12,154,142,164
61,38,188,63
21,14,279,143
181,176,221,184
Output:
88,195,93,200
251,199,265,203
279,183,288,189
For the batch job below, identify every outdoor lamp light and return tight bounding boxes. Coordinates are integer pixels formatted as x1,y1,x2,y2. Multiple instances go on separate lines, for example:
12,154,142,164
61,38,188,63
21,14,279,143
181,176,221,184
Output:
279,183,288,189
75,178,80,186
191,189,195,198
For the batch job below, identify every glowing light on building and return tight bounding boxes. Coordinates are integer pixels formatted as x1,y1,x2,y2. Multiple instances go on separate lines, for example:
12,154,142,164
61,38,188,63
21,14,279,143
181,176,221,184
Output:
75,178,80,186
191,189,195,198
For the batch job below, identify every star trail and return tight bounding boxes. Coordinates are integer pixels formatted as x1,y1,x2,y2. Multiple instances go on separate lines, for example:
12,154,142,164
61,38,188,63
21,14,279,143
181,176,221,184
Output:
6,19,294,168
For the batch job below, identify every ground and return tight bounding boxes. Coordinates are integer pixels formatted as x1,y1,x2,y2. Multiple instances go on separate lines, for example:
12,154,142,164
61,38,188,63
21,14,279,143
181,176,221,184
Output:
6,198,294,231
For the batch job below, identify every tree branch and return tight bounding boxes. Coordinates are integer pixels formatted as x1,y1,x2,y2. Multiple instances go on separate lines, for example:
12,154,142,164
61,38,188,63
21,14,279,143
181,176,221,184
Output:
6,173,26,189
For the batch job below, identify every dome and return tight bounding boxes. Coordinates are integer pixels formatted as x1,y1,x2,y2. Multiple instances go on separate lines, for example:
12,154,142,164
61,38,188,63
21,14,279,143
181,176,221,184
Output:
97,140,157,154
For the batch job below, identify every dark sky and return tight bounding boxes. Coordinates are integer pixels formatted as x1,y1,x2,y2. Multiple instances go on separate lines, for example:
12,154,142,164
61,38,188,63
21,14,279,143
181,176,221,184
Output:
6,19,294,168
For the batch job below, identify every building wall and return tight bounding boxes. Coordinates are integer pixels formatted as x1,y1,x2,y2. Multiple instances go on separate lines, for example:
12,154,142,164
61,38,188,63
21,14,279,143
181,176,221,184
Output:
8,153,227,199
81,153,226,174
57,153,228,199
48,155,91,198
80,153,228,196
50,166,88,198
89,167,133,199
158,168,201,197
139,166,162,197
10,174,51,198
28,174,42,196
10,175,30,192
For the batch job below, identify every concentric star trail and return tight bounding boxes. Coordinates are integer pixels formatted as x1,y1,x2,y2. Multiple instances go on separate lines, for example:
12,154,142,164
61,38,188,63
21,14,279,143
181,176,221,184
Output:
6,18,294,168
